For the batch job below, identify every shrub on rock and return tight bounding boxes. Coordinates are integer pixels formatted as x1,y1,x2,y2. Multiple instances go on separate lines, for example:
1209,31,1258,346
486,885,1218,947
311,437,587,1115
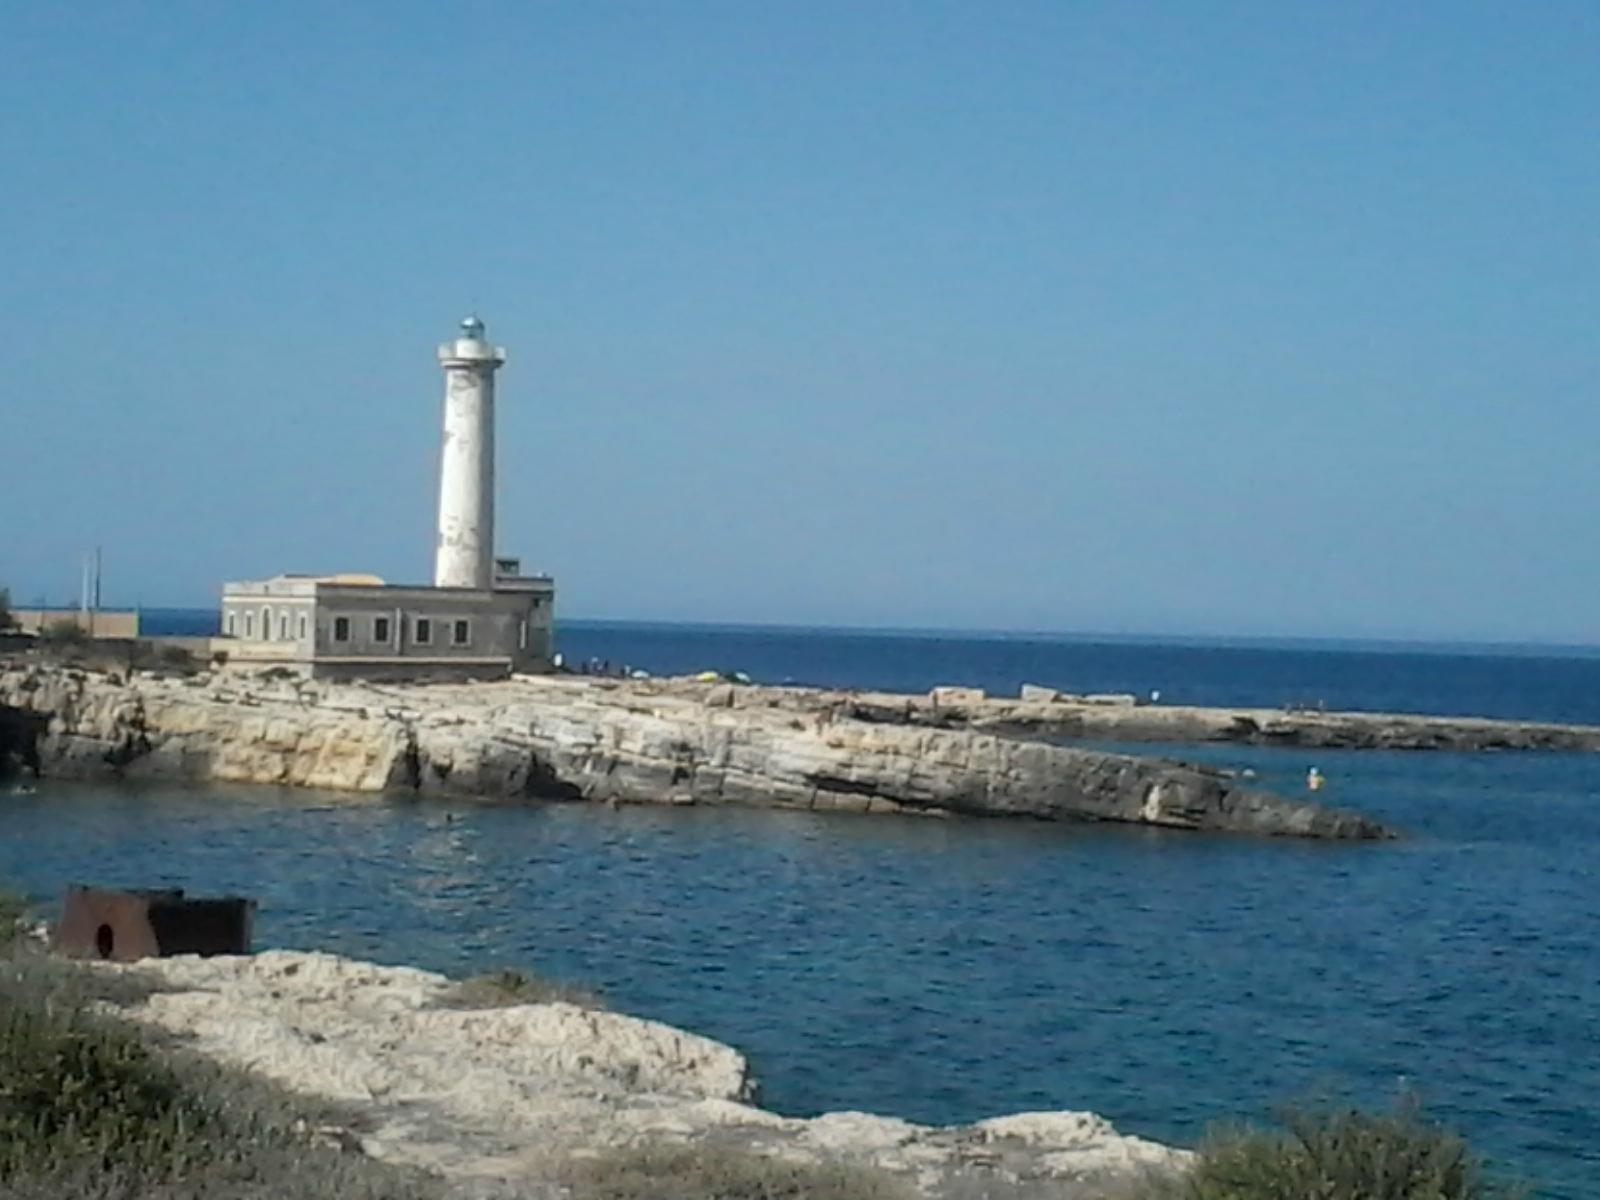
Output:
1171,1103,1527,1200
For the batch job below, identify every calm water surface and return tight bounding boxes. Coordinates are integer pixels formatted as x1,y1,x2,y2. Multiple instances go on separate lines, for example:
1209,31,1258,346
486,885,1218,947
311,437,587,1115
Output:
1,749,1596,1197
553,620,1600,726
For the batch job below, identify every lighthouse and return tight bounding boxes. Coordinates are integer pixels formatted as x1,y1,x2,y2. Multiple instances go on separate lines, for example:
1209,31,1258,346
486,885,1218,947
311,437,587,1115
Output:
220,314,554,681
434,315,505,590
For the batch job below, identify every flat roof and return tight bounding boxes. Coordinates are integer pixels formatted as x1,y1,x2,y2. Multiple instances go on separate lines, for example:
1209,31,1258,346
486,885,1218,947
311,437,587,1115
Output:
222,577,553,598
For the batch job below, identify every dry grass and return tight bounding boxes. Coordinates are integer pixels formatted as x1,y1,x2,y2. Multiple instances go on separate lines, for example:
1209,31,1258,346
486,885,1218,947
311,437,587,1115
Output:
0,894,441,1200
560,1142,910,1200
433,966,604,1011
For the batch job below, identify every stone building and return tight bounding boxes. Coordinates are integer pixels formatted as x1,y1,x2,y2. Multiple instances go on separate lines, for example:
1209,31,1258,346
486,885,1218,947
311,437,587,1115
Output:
219,318,555,681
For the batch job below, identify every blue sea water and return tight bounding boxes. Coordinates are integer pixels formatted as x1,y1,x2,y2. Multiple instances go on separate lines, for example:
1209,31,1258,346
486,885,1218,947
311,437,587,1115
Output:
147,608,1600,724
551,619,1600,726
10,615,1600,1196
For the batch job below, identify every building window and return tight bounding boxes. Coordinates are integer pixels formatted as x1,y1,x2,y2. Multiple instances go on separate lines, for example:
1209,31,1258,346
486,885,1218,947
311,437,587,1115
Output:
224,612,236,636
244,611,255,638
519,620,528,650
333,617,350,642
530,597,542,610
374,616,391,643
298,614,307,639
415,617,432,645
278,613,289,640
261,607,272,640
452,619,471,646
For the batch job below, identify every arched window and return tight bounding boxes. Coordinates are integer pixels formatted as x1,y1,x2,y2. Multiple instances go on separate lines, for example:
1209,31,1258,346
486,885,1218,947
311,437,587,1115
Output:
261,607,272,640
244,611,255,638
279,612,289,640
224,612,236,636
297,614,308,639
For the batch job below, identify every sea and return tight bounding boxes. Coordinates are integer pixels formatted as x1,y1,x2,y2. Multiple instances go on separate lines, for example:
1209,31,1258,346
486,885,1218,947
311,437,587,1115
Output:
3,612,1597,1197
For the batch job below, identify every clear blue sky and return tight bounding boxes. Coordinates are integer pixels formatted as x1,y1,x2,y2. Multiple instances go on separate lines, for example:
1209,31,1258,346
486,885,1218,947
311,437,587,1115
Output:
3,2,1596,642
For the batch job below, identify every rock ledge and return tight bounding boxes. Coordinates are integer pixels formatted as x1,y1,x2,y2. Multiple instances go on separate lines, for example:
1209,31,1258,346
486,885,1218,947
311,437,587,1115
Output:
120,949,1187,1198
0,664,1390,838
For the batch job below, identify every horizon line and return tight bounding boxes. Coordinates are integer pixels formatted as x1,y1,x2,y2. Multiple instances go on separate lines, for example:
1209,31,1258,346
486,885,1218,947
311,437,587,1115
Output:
100,603,1600,656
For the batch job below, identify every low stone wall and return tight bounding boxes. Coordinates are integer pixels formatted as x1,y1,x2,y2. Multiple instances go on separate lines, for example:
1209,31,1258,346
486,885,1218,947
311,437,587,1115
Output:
10,609,140,638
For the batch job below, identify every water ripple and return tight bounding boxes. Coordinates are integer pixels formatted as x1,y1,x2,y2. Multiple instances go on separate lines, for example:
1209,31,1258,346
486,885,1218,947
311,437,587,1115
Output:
1,747,1595,1198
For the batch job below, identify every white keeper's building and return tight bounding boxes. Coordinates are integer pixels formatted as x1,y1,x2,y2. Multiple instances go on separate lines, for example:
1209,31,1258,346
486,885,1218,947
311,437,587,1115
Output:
219,317,555,681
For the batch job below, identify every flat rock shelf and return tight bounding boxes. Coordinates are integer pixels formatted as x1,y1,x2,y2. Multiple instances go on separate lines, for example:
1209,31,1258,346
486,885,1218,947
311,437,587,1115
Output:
110,949,1190,1198
703,681,1600,752
0,663,1390,839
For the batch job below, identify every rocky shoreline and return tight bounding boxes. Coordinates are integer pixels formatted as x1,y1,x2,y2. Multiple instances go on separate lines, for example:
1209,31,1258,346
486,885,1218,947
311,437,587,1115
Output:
681,680,1600,752
0,662,1389,839
113,948,1188,1199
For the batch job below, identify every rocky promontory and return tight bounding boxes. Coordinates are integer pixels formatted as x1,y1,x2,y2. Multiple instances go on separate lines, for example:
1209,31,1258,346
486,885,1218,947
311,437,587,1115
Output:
111,949,1189,1198
0,662,1389,839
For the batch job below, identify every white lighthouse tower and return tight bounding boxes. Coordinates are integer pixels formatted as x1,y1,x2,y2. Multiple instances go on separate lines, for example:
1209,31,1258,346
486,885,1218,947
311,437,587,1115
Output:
434,315,505,590
221,313,554,680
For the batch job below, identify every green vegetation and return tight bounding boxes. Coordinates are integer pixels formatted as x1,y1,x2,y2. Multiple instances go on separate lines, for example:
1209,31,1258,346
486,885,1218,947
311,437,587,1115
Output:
0,588,14,633
1122,1102,1529,1200
559,1142,909,1200
0,896,439,1199
1,974,225,1184
434,966,605,1011
38,619,89,645
0,890,24,953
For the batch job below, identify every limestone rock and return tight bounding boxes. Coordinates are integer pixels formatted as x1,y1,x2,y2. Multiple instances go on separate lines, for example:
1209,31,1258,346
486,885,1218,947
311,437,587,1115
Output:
116,950,1188,1198
0,662,1392,838
929,685,986,706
